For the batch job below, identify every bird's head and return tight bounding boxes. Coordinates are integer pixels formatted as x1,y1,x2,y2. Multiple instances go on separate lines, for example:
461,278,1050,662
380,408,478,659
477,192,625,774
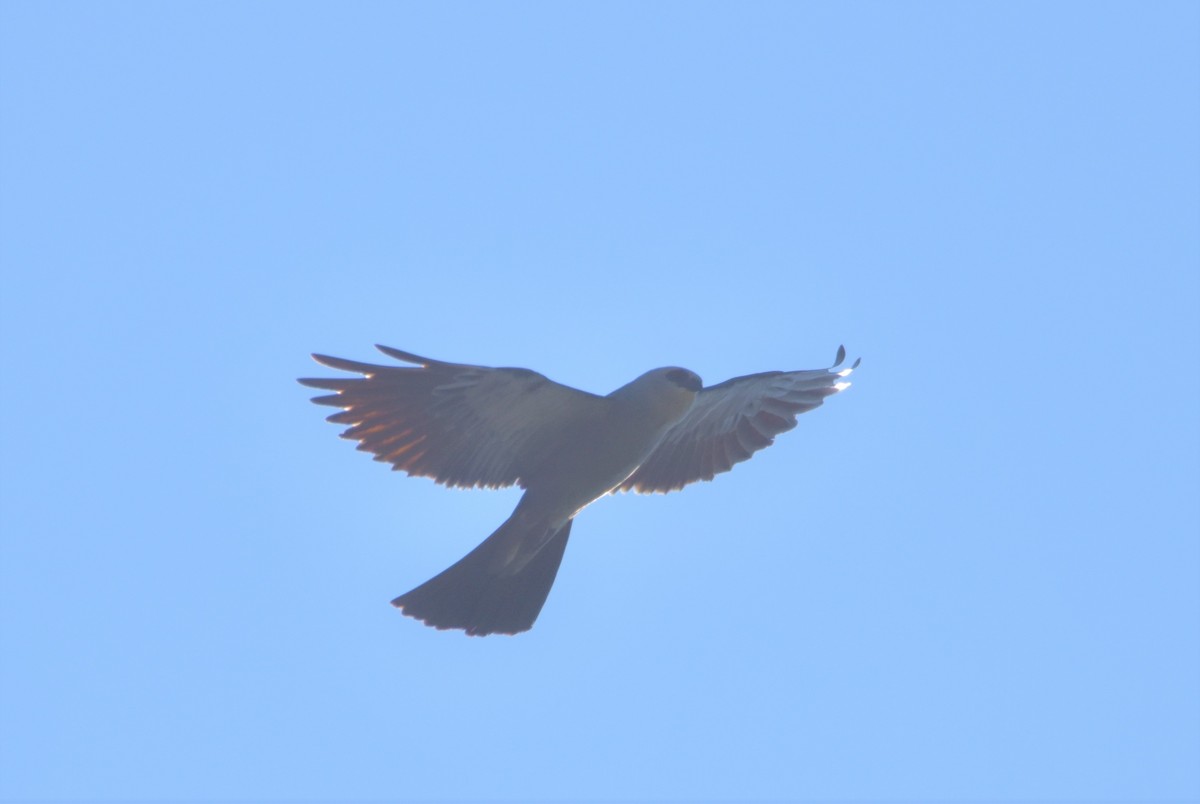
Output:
611,366,703,425
662,367,703,393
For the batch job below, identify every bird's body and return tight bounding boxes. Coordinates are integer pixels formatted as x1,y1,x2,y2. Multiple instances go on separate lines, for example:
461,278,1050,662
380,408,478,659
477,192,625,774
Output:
518,367,702,519
300,345,858,636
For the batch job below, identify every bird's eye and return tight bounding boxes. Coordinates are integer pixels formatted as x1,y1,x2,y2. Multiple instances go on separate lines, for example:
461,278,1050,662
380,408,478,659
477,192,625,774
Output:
666,369,702,392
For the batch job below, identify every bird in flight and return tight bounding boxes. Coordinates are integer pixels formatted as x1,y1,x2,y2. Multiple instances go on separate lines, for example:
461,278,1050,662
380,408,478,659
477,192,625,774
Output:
299,345,859,636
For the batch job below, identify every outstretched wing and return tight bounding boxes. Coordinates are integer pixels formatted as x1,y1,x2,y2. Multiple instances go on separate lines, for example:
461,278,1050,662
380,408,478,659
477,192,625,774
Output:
619,346,860,494
299,346,605,490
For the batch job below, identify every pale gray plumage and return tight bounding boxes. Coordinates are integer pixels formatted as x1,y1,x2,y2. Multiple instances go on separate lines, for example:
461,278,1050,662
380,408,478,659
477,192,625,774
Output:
299,345,858,636
621,346,861,493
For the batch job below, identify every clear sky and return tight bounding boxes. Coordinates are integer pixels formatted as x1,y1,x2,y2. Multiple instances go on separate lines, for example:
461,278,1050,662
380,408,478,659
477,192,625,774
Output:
2,2,1198,802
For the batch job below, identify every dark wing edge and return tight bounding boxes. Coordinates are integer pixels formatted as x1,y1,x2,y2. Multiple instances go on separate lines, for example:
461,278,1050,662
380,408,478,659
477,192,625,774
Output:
618,346,860,494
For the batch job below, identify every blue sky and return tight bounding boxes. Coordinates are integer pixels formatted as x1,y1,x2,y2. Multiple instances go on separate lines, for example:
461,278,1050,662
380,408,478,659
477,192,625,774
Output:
2,2,1197,802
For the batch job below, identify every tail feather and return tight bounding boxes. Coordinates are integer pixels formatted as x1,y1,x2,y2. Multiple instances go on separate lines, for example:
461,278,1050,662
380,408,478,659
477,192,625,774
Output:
391,516,573,636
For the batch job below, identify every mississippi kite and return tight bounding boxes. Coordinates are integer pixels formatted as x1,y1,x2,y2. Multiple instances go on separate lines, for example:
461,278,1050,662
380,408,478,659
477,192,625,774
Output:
299,345,859,636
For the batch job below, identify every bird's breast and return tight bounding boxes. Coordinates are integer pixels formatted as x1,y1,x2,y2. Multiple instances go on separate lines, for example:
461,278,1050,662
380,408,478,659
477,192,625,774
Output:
521,407,677,519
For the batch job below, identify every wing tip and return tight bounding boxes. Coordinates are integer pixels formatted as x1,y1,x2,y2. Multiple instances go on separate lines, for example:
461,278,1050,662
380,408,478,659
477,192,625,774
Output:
309,352,381,375
375,344,433,365
832,346,861,377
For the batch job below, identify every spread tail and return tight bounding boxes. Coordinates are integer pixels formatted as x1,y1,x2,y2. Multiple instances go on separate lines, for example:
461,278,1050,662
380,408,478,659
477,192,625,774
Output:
391,515,573,636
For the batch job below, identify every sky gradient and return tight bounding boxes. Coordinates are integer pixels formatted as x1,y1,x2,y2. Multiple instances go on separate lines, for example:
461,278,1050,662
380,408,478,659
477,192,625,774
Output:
2,2,1198,802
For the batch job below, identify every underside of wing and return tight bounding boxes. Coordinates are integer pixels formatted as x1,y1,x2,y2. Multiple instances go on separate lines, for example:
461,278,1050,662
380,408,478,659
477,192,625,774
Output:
299,346,604,489
619,346,860,494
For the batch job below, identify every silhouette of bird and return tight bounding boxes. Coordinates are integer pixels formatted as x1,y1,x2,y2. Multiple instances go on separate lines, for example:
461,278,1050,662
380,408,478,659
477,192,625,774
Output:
299,345,859,636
